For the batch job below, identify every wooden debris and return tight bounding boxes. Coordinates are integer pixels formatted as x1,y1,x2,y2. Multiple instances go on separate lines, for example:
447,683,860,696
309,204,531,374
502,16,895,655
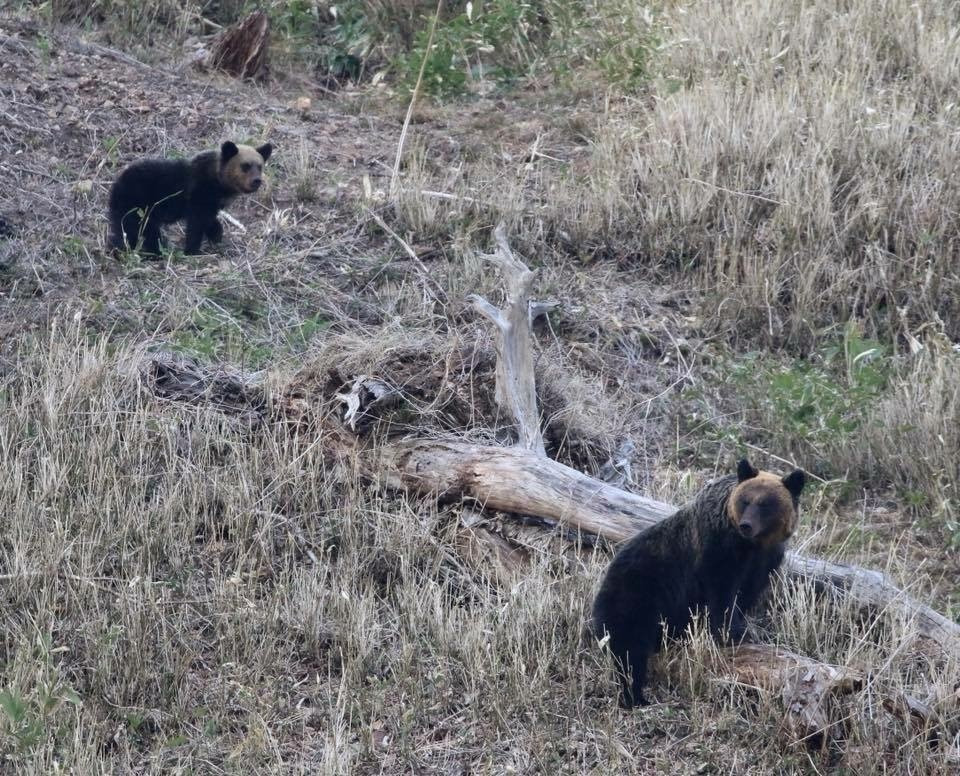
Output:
208,10,270,80
467,223,548,455
457,509,528,584
136,224,960,657
717,644,863,747
334,375,400,431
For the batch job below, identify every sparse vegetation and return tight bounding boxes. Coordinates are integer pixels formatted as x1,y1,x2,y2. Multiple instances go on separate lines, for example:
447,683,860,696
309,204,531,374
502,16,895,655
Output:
2,0,960,772
692,322,894,474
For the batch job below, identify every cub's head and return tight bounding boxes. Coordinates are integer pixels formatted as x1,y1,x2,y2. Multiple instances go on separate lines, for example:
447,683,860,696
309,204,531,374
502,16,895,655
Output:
727,458,806,546
219,141,273,194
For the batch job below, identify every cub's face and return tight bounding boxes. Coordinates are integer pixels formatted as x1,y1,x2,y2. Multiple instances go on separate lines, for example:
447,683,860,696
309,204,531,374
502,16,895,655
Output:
219,141,273,194
727,458,806,546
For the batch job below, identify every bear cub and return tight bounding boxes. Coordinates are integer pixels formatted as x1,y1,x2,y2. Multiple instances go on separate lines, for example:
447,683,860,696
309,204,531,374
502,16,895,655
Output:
592,458,806,708
108,141,272,256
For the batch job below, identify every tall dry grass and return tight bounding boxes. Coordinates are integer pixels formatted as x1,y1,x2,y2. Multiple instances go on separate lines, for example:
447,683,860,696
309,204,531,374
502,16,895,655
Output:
846,337,960,525
390,0,960,350
1,329,958,772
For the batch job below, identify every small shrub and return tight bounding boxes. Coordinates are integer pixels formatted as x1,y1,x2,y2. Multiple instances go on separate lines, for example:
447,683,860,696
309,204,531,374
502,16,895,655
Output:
399,1,535,98
398,1,660,99
694,321,894,475
539,0,659,90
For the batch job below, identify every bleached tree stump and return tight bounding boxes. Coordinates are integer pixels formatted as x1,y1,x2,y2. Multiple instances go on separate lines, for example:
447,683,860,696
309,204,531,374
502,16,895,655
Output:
466,222,553,455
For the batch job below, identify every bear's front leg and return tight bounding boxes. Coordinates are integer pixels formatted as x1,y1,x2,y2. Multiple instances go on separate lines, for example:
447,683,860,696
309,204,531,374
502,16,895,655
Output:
608,635,651,709
205,217,224,244
183,214,209,255
707,597,748,645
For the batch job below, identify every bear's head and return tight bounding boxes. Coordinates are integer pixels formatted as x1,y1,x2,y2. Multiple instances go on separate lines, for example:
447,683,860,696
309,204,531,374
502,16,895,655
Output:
219,141,273,194
727,458,806,546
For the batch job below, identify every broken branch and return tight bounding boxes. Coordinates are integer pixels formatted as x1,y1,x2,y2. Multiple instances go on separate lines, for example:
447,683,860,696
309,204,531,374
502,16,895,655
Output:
466,223,545,454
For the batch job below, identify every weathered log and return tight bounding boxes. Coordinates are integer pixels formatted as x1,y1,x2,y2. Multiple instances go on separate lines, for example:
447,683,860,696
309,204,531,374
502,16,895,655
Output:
714,645,937,747
715,644,864,747
374,438,672,540
369,436,960,652
457,509,528,584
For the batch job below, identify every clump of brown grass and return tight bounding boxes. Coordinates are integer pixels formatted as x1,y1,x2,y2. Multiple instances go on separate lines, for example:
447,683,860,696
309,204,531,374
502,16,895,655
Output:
50,0,199,46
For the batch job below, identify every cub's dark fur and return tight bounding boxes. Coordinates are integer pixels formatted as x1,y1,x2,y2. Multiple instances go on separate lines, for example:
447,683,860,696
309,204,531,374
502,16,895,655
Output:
592,458,806,708
108,141,272,256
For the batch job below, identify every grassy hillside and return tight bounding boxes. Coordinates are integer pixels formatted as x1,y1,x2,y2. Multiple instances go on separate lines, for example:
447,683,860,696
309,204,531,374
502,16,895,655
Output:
1,1,959,772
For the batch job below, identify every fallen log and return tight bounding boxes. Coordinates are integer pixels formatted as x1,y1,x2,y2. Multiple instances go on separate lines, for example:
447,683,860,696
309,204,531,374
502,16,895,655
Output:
369,436,960,652
714,644,864,747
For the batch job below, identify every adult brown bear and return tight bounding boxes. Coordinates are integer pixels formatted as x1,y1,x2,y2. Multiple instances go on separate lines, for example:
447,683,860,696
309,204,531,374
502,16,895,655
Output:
592,458,806,708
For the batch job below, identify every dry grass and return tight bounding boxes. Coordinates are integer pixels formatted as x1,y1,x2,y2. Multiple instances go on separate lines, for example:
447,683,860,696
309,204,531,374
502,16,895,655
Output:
388,0,960,349
848,337,960,526
2,0,960,772
2,333,959,773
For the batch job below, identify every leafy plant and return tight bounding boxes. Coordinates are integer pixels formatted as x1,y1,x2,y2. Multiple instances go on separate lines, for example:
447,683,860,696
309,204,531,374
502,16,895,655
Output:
700,322,894,473
749,325,889,440
539,1,659,89
170,304,273,367
400,1,536,98
0,633,82,756
318,3,374,83
392,1,661,99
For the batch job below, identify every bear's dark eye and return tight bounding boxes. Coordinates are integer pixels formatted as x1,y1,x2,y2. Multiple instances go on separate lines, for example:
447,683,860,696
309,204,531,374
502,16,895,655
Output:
241,162,252,173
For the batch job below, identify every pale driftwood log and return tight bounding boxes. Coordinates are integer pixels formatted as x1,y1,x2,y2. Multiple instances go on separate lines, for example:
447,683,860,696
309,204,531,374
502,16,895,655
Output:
375,439,672,539
715,644,863,746
370,436,960,652
451,225,960,653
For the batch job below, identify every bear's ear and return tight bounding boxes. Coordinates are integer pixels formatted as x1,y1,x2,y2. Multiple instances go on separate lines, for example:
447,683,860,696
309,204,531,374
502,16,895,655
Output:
737,458,759,482
256,143,273,162
220,141,239,162
782,469,806,499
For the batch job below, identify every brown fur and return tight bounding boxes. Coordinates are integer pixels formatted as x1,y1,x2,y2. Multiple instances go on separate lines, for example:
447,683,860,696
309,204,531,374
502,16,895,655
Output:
726,469,801,547
592,458,806,707
107,140,272,256
219,143,271,194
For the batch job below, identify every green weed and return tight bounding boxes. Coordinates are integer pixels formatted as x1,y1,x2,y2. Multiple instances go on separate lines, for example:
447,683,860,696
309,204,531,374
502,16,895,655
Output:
691,322,894,475
0,634,81,757
170,304,273,367
399,1,660,99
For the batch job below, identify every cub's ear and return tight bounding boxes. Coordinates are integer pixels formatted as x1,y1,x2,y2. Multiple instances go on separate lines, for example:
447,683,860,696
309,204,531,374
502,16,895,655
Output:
220,141,239,162
737,458,759,482
256,142,273,162
782,469,806,499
